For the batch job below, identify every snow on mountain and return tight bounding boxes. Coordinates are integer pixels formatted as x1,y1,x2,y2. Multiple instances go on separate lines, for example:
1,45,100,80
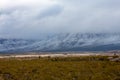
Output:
1,33,120,52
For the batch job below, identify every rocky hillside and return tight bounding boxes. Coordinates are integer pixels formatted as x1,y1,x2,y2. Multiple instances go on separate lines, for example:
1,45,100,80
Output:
1,33,120,53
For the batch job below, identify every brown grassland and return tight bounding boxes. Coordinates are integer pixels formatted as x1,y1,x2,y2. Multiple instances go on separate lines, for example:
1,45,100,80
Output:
0,56,120,80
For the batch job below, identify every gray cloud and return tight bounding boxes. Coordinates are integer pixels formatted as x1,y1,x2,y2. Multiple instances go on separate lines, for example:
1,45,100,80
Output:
37,5,63,19
0,0,120,39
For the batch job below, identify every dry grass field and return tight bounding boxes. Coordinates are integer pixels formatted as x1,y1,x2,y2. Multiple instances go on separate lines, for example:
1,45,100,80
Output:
0,55,120,80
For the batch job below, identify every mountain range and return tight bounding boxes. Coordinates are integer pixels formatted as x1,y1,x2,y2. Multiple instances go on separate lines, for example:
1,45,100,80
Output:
1,33,120,53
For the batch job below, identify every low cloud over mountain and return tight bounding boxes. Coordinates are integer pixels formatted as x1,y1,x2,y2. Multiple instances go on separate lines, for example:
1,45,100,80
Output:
0,0,120,39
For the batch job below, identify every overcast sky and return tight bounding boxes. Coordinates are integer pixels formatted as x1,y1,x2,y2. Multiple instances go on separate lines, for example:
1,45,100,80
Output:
0,0,120,39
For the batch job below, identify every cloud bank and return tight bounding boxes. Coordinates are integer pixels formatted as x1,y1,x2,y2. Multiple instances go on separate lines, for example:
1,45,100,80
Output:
0,0,120,39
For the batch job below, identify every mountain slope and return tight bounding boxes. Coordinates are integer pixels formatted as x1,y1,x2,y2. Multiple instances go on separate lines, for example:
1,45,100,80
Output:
1,33,120,52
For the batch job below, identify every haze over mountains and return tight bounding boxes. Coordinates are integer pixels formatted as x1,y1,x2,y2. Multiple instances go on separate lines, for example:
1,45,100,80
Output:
0,33,120,53
1,0,120,39
0,0,120,53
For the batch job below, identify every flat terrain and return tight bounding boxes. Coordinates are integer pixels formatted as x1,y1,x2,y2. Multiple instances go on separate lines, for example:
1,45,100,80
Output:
0,52,119,58
0,53,120,80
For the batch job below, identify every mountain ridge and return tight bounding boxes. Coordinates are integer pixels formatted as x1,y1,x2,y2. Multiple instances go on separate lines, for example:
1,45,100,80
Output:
1,33,120,53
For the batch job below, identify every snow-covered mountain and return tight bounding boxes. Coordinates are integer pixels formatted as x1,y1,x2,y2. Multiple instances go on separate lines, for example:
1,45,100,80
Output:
1,33,120,53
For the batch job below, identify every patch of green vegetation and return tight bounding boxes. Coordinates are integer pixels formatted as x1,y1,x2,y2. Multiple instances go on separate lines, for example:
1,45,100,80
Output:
0,56,120,80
